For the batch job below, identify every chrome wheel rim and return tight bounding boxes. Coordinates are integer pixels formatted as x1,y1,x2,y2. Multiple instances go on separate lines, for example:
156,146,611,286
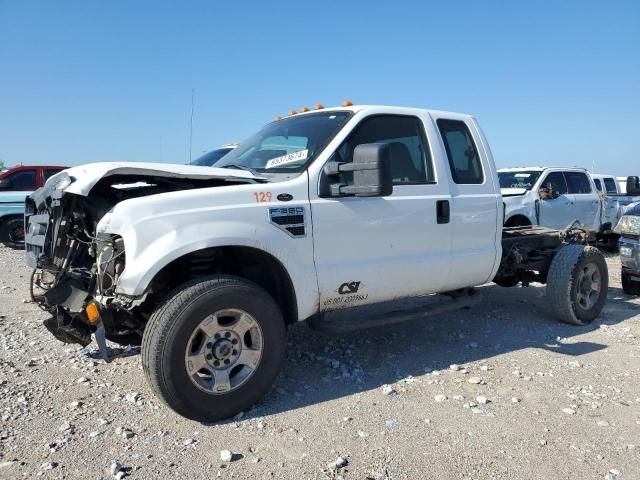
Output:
184,308,263,394
576,263,601,310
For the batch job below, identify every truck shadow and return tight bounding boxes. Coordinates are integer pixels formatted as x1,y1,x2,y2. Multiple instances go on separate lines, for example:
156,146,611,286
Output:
248,283,640,420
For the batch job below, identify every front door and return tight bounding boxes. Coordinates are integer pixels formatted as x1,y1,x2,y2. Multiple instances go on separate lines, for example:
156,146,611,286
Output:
310,114,452,311
538,171,574,229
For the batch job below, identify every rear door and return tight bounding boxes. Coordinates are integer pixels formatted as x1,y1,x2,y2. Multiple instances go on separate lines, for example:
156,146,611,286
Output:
565,171,600,230
434,117,501,290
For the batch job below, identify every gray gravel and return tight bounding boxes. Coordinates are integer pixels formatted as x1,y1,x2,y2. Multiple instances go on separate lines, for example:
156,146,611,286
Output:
0,245,639,479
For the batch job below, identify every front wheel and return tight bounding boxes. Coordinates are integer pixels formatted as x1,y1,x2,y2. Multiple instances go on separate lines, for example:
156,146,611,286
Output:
546,245,608,325
0,216,25,248
622,270,640,296
142,275,286,422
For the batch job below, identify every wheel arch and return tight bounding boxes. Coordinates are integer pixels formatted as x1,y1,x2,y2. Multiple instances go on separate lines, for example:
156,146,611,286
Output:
504,214,533,227
145,245,299,326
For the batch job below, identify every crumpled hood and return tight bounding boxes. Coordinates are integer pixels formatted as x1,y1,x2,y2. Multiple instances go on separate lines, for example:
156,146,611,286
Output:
48,162,259,196
501,187,528,197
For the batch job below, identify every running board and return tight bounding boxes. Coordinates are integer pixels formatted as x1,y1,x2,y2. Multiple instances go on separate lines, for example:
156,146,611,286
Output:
308,288,482,334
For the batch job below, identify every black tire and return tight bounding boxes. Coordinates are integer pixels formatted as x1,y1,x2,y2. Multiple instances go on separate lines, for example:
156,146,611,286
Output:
0,216,25,248
504,216,531,228
622,270,640,296
493,275,520,288
141,275,286,422
546,244,608,325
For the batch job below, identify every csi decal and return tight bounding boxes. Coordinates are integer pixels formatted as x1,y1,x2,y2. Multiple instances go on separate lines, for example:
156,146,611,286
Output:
338,281,361,295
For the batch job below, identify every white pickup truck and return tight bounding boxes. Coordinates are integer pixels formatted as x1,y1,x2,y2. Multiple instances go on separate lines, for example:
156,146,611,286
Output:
499,167,604,230
500,167,640,242
25,105,609,421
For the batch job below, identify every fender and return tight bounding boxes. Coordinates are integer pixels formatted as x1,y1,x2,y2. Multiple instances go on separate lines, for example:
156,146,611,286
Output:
97,176,318,321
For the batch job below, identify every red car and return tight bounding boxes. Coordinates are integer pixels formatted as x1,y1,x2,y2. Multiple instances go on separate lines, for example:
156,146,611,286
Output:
0,165,67,246
0,165,67,191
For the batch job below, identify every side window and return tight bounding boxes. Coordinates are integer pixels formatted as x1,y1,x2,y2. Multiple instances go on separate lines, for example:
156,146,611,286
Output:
7,169,37,189
565,172,592,194
44,169,62,181
540,172,568,194
593,178,602,191
437,119,483,184
335,115,434,184
603,178,618,194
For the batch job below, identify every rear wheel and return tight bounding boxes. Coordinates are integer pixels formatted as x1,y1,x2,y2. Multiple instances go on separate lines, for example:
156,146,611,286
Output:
546,244,608,325
0,216,25,248
142,275,286,422
622,270,640,296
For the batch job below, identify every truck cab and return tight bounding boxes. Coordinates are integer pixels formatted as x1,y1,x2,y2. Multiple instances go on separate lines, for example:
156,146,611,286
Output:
499,167,601,230
24,105,608,422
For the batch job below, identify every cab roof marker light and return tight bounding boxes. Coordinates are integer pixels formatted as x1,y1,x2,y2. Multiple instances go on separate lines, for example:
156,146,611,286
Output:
288,109,297,116
342,100,353,107
300,106,310,113
274,115,282,121
315,104,325,110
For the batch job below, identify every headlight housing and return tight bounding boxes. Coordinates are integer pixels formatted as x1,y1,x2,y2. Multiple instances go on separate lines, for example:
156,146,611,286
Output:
614,215,640,236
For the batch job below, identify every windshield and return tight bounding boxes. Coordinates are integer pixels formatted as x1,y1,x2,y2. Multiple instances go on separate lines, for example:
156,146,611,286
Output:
214,111,351,173
498,171,542,190
191,147,234,166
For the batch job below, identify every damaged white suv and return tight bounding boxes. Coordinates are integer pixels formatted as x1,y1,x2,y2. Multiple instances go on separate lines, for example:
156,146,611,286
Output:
25,105,609,421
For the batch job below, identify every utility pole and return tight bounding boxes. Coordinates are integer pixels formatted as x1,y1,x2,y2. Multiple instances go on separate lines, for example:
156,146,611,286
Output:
189,89,195,164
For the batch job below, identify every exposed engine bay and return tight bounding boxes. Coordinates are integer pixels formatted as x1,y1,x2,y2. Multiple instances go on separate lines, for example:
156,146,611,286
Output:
25,170,260,355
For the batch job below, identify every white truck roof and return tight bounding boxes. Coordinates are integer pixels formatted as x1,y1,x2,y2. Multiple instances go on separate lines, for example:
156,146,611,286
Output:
289,104,476,120
498,166,589,173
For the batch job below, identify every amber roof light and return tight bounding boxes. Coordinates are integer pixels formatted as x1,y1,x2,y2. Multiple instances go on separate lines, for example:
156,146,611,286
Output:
342,99,353,107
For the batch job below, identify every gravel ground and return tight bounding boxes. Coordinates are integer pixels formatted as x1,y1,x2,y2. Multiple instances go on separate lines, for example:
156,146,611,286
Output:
0,246,639,479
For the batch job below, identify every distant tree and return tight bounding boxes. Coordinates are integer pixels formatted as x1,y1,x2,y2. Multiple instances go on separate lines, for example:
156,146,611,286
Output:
0,159,5,171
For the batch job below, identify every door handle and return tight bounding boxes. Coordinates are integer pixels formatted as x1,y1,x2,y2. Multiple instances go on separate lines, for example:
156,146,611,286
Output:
436,200,450,224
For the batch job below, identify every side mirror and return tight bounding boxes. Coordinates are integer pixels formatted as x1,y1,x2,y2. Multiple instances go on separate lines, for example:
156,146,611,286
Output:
0,178,11,190
323,143,393,197
539,185,559,200
627,176,640,196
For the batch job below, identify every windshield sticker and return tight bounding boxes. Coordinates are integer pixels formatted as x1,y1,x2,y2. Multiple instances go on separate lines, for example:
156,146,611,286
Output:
265,149,309,169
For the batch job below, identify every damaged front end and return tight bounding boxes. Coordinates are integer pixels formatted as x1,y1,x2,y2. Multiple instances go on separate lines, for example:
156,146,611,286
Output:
26,175,141,360
25,164,261,360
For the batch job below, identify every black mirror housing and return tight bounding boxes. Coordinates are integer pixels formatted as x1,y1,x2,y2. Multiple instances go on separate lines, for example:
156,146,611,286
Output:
323,143,393,198
627,176,640,196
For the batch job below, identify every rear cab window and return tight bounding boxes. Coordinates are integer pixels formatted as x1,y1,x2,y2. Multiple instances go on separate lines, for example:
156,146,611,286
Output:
603,177,618,194
44,169,63,181
436,119,484,184
593,178,603,191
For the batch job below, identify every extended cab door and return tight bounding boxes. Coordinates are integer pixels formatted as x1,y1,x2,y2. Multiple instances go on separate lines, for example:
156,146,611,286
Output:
310,113,453,310
433,116,502,290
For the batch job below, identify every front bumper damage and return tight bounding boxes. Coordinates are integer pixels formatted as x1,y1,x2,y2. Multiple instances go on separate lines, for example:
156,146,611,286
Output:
25,191,134,362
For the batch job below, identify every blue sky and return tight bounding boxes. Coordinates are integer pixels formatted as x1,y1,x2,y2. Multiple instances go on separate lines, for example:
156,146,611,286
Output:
0,1,638,175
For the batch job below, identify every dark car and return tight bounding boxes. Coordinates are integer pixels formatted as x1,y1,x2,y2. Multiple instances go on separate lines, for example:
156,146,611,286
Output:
190,145,236,166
